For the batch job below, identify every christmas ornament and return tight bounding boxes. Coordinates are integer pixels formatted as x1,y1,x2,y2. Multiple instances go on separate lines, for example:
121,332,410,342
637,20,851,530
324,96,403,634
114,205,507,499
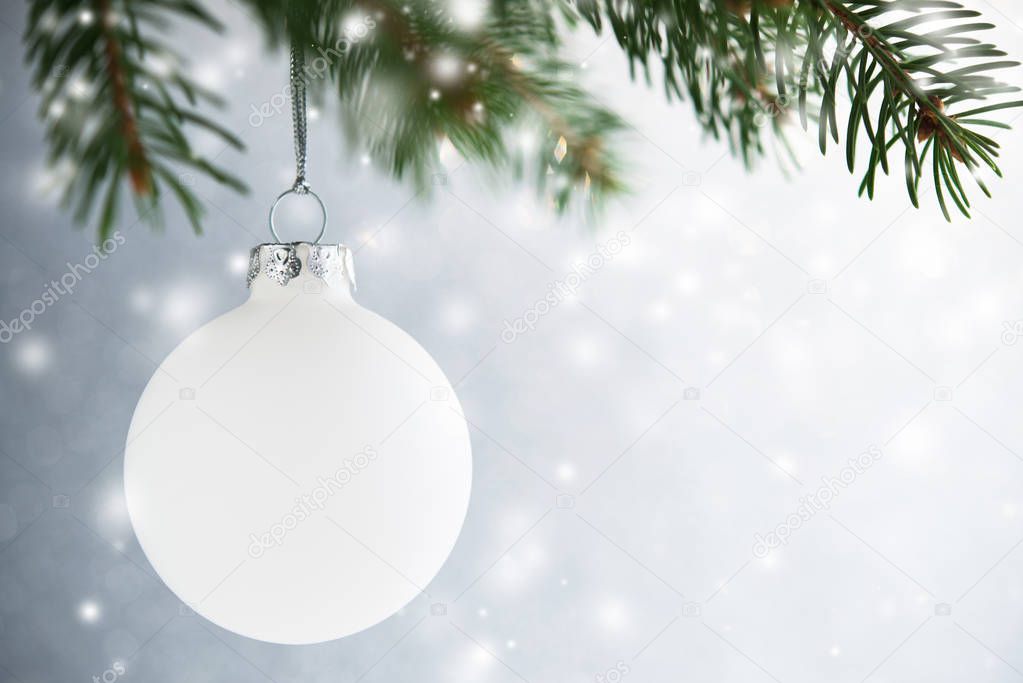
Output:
123,47,472,644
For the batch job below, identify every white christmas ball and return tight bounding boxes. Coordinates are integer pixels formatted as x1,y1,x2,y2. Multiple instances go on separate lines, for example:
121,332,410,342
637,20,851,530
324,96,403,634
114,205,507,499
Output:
124,242,472,644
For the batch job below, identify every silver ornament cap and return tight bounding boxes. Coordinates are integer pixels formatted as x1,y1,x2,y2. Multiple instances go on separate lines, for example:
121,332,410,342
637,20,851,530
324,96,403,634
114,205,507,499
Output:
246,242,356,291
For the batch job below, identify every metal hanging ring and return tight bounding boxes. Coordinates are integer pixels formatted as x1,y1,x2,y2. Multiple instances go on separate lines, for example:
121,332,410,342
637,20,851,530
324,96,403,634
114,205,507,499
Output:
266,42,328,244
268,187,327,244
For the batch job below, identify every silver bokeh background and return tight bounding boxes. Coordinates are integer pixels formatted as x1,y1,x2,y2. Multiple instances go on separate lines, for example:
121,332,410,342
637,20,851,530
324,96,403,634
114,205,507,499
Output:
2,2,1023,681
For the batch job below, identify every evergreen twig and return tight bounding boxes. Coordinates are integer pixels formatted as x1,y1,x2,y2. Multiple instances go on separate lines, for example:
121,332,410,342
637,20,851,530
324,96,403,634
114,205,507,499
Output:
23,0,1023,239
24,0,247,240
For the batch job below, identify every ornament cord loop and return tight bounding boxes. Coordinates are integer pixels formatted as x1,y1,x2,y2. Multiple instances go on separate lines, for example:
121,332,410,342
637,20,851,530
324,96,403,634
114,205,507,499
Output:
268,39,327,244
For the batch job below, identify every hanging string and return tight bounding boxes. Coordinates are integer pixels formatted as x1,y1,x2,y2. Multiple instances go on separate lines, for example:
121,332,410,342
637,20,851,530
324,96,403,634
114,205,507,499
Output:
289,42,309,194
267,38,328,244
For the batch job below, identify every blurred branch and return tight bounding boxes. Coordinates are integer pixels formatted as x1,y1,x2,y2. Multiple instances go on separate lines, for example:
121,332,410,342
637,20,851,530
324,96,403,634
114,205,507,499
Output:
22,0,1023,240
24,0,247,239
237,0,625,210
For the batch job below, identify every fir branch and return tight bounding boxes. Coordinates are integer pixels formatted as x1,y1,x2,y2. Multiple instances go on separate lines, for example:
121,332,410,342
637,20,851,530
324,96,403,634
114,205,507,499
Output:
236,0,624,210
807,0,1021,218
24,0,247,240
575,0,1022,219
21,0,1023,239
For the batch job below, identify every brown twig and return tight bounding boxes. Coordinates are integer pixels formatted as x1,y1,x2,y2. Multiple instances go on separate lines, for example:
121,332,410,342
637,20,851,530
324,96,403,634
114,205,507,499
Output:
96,0,152,195
817,0,969,162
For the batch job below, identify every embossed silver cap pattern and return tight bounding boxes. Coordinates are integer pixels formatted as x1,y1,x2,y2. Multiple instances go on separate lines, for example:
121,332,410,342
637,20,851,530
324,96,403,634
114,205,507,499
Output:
246,242,356,291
